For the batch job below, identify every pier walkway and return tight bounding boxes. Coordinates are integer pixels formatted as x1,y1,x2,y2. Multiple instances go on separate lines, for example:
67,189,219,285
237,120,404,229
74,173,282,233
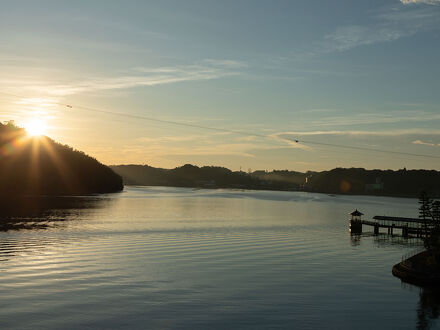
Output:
349,210,431,237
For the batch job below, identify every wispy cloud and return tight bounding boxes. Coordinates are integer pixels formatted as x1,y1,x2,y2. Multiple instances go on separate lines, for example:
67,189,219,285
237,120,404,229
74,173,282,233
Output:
412,139,438,146
51,62,242,96
307,110,440,128
121,128,311,162
121,142,257,158
269,130,440,159
1,59,245,97
296,108,338,114
323,25,403,52
319,4,440,53
401,0,440,5
201,59,248,69
273,129,440,141
136,135,203,144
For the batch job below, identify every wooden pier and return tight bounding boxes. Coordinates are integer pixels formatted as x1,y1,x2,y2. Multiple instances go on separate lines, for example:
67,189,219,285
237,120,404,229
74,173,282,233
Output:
349,210,430,237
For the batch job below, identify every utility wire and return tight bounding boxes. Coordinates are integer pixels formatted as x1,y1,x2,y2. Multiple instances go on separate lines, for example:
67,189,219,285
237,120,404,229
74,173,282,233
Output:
299,140,440,159
1,90,440,160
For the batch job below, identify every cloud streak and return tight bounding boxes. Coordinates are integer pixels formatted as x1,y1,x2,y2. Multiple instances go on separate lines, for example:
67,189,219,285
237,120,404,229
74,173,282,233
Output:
1,59,245,97
50,61,243,96
306,111,440,128
120,128,312,162
412,139,440,147
323,25,403,52
320,3,440,53
401,0,440,5
274,129,440,140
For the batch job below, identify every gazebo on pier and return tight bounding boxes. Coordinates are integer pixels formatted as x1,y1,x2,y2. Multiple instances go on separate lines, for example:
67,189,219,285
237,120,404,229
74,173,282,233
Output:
349,209,364,233
350,209,364,221
348,209,427,237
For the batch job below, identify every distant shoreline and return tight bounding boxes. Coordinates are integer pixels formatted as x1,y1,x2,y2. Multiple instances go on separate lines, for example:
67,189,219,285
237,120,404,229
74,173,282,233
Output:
124,184,420,200
111,164,440,199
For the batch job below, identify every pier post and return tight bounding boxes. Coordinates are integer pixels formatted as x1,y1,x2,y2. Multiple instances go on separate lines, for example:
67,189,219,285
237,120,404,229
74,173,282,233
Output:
391,224,394,235
402,226,408,238
374,224,379,235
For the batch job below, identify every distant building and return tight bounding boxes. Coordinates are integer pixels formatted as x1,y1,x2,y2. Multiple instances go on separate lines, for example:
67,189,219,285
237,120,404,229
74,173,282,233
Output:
365,177,384,192
305,174,313,184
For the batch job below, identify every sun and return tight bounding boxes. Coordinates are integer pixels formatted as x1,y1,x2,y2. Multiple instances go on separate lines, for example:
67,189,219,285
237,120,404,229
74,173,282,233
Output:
24,119,47,136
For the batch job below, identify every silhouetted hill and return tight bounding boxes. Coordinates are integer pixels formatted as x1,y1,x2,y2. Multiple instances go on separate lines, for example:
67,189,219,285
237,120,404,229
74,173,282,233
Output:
111,164,300,191
111,164,264,189
0,121,123,196
252,169,306,186
305,167,440,197
111,164,440,197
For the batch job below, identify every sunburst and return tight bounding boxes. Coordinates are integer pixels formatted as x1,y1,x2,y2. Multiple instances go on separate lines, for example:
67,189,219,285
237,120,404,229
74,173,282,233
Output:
24,119,47,136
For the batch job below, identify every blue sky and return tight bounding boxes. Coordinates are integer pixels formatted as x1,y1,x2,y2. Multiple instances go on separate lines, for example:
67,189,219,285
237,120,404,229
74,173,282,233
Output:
1,0,439,171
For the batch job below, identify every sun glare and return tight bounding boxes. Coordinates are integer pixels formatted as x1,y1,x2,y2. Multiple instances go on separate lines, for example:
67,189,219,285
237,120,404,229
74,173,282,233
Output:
24,119,47,136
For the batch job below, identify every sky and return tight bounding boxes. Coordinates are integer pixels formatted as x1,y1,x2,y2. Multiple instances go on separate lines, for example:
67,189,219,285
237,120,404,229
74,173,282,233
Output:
1,0,440,171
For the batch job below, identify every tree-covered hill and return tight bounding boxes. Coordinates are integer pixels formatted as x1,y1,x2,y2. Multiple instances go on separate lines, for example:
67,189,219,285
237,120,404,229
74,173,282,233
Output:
305,167,440,197
110,164,262,189
111,163,440,198
111,164,302,191
0,121,123,196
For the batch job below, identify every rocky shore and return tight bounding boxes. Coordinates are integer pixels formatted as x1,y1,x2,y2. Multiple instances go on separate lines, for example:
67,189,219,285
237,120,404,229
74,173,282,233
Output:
393,250,440,286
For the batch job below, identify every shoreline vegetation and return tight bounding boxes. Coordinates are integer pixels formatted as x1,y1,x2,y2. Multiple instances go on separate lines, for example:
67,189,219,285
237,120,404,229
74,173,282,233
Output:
111,164,440,198
393,193,440,286
393,250,440,287
0,121,123,197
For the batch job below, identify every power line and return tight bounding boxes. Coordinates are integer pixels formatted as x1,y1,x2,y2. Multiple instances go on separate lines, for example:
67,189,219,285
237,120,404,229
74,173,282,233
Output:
300,140,440,159
0,91,268,137
1,90,440,160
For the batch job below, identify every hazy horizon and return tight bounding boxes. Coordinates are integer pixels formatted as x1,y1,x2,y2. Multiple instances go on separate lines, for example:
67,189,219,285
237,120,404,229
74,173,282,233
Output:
109,162,438,173
1,0,440,172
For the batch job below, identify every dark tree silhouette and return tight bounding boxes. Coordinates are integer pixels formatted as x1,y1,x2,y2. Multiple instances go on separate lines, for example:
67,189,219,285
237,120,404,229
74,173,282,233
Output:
419,191,433,237
432,201,440,224
417,192,440,249
0,121,123,196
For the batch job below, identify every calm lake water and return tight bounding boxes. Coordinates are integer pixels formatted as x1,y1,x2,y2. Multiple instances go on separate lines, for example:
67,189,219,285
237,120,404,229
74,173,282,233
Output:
0,186,437,330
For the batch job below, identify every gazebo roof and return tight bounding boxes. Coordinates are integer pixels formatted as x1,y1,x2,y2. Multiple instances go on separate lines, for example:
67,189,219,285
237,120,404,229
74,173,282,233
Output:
350,209,364,216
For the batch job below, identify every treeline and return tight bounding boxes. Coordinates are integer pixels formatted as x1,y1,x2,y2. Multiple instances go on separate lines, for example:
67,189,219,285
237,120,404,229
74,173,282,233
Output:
111,164,305,191
110,164,266,189
111,164,440,197
0,121,123,196
305,168,440,197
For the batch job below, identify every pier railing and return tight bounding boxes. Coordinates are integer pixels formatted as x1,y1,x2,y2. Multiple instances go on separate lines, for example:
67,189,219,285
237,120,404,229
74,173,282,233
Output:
350,214,431,237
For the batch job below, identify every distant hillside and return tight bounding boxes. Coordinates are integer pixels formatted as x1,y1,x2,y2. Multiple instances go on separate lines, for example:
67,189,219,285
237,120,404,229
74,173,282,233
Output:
111,164,301,191
305,167,440,197
0,121,123,195
252,169,306,186
111,164,440,197
110,164,266,189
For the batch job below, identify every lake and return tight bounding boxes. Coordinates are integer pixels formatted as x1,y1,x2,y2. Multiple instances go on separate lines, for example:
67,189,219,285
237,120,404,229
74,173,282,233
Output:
0,186,436,329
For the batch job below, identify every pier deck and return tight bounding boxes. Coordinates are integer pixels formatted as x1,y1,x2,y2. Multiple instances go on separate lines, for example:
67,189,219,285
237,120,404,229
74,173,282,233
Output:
350,215,431,236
